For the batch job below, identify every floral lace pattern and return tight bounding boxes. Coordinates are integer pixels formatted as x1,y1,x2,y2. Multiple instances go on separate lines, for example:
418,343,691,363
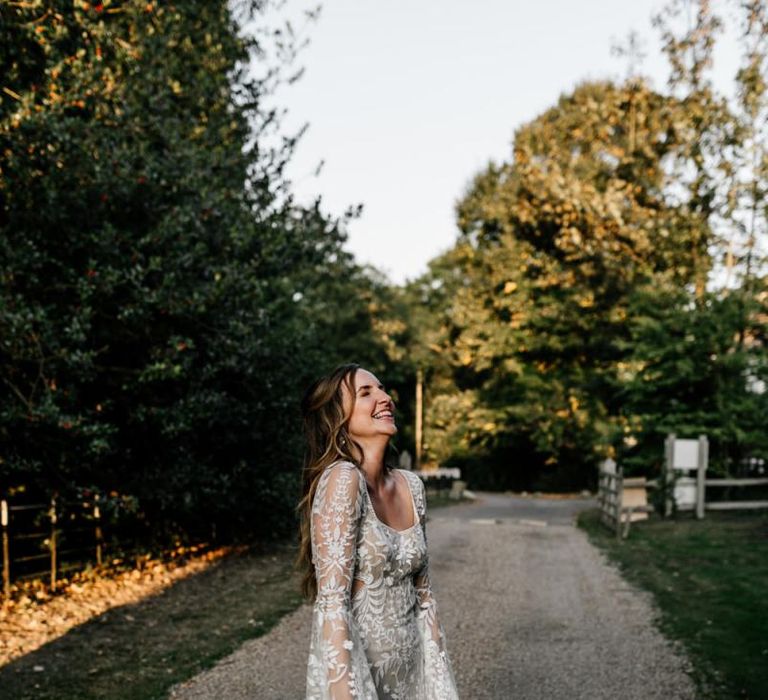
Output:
306,461,459,700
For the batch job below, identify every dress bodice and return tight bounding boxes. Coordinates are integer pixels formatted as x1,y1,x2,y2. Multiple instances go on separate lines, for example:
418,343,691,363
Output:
354,468,428,592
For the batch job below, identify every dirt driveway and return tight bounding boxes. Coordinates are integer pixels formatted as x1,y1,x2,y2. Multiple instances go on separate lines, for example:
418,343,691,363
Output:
169,494,696,700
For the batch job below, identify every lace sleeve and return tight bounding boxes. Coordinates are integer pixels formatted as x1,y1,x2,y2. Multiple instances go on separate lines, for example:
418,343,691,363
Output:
412,477,459,699
306,462,377,700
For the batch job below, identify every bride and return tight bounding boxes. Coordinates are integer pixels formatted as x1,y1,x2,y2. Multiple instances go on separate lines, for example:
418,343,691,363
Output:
296,363,459,699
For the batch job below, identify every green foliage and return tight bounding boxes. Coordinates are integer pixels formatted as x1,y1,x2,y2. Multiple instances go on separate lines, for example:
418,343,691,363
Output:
407,1,768,490
3,0,767,550
410,79,712,489
616,284,768,476
0,1,389,542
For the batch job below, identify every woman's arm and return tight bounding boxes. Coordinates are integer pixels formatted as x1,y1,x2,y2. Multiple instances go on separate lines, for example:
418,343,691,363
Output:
414,558,443,644
413,492,446,648
311,462,365,699
412,477,460,699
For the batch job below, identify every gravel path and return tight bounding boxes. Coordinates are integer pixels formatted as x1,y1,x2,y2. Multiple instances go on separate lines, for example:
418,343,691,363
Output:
169,494,696,699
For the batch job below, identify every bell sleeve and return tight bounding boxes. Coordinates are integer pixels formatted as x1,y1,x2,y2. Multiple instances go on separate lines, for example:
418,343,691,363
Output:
305,462,378,700
413,477,460,700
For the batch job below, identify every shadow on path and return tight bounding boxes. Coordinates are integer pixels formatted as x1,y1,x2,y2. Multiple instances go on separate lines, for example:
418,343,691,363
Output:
0,544,301,700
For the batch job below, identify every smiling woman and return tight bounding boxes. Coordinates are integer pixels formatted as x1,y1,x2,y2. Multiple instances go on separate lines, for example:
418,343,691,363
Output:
296,364,459,699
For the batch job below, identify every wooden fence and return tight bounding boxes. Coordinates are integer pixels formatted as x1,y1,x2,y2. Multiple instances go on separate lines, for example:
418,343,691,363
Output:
597,435,768,538
664,434,768,518
2,493,119,599
597,459,655,538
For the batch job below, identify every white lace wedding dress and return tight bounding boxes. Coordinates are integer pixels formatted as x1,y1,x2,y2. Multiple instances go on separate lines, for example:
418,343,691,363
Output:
305,461,459,699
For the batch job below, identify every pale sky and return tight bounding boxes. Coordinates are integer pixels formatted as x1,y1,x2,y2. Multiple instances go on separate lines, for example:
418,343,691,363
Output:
277,1,742,284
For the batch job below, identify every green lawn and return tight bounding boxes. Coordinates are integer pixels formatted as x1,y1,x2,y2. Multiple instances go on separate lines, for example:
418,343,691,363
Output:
578,508,768,700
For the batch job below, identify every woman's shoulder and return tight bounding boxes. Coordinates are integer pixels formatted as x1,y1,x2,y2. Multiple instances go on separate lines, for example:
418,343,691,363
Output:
324,459,360,477
398,468,423,491
397,469,424,493
398,469,426,513
326,458,357,472
318,460,364,492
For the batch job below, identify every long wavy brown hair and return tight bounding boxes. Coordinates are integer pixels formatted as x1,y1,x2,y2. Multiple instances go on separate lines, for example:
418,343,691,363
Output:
295,363,394,601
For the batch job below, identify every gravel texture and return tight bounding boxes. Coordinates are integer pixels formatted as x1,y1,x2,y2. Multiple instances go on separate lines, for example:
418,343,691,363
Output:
169,494,697,700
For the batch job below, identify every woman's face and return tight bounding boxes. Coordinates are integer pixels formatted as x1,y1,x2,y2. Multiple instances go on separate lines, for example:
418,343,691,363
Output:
343,368,397,442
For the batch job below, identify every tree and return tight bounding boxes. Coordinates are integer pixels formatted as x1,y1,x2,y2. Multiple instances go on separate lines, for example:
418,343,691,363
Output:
411,77,721,489
653,0,732,298
0,1,376,540
409,0,768,490
614,0,768,477
616,281,768,474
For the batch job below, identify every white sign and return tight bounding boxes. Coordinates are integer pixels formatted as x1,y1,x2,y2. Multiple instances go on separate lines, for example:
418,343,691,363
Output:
672,439,700,470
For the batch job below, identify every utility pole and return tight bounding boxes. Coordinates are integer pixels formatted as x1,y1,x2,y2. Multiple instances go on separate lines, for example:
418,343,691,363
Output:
415,368,423,470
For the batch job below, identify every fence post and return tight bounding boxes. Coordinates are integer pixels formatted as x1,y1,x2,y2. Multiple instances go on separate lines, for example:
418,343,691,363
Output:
49,495,57,592
696,434,708,520
94,495,103,566
615,468,624,539
597,466,605,528
664,433,675,517
600,463,609,529
2,499,9,598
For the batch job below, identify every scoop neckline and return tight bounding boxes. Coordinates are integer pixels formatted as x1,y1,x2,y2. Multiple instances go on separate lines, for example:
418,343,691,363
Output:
364,469,420,534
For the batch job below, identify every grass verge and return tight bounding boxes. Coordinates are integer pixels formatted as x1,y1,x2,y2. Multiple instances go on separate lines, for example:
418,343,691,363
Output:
0,542,302,700
578,508,768,699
